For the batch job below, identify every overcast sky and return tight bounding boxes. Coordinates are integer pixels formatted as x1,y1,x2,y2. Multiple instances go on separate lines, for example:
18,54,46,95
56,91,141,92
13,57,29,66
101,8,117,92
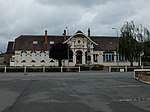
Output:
0,0,150,52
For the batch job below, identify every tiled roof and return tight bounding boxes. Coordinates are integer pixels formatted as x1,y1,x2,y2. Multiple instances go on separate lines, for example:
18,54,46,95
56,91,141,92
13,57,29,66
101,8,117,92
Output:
14,34,117,51
14,35,65,50
91,36,118,51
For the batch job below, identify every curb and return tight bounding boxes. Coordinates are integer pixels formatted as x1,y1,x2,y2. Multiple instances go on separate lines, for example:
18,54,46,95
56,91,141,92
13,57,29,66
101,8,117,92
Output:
135,78,150,85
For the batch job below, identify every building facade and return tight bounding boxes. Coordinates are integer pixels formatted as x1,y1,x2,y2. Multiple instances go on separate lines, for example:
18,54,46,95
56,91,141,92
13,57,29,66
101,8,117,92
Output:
8,30,137,66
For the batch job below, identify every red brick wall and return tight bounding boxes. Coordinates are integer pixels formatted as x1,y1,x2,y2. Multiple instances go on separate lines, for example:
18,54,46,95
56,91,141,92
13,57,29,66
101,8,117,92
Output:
4,52,14,64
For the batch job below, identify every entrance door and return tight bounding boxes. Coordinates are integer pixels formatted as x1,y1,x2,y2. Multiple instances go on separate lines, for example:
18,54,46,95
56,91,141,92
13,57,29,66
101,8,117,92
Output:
76,51,82,64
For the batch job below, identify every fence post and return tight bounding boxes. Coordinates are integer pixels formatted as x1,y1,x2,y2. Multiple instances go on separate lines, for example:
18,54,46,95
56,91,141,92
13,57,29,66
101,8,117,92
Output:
125,66,127,72
79,66,80,73
24,66,26,74
4,66,6,73
142,66,143,70
61,66,63,72
43,66,45,73
109,66,111,72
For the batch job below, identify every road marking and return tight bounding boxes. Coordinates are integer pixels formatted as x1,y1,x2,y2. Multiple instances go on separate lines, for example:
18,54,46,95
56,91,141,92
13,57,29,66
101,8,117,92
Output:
95,84,150,89
119,97,150,102
0,79,32,81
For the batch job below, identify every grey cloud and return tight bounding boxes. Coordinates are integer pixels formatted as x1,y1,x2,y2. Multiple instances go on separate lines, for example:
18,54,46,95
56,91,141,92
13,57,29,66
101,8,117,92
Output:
0,0,150,52
36,0,110,7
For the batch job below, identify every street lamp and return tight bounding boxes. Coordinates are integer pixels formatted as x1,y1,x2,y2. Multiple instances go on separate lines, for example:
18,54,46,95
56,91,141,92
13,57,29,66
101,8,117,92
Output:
112,28,119,67
66,27,69,69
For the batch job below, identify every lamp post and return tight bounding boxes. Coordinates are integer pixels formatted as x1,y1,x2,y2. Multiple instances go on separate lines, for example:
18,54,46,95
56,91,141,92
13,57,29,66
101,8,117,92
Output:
112,28,119,67
66,27,69,69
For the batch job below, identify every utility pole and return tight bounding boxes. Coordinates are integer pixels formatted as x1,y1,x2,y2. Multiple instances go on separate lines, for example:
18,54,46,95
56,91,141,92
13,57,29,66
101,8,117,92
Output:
66,27,70,70
112,28,119,67
87,28,91,67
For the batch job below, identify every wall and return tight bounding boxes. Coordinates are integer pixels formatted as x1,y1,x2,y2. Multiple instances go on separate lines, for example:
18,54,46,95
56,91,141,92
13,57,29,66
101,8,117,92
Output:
13,51,58,66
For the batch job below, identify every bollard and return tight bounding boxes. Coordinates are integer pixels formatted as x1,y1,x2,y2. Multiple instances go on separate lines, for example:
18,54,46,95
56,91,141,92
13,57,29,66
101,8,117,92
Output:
43,66,45,73
4,66,6,73
79,66,80,73
61,66,63,72
24,66,28,75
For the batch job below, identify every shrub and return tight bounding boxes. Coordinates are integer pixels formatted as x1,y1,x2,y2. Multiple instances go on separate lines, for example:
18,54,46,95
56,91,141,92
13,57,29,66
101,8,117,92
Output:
45,67,61,72
75,64,86,67
91,64,104,70
26,67,43,72
6,67,24,72
75,64,90,71
0,67,5,72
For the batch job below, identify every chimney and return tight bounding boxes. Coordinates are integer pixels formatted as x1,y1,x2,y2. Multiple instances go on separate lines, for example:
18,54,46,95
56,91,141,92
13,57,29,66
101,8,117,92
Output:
45,30,48,44
64,30,66,41
88,28,90,38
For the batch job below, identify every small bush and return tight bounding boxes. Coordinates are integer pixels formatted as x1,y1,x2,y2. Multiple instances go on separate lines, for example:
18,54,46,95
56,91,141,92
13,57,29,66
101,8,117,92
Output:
45,67,61,72
0,67,5,72
26,67,43,72
91,64,104,70
75,64,90,71
75,64,86,67
6,67,24,72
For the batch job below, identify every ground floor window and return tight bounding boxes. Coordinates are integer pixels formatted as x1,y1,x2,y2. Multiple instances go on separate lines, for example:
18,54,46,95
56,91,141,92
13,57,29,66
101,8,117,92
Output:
93,54,98,62
116,53,126,61
40,52,45,62
103,52,114,62
31,52,36,62
21,51,26,62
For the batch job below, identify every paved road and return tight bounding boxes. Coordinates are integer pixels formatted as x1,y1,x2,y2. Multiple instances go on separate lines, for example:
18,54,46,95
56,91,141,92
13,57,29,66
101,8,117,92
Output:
0,72,150,112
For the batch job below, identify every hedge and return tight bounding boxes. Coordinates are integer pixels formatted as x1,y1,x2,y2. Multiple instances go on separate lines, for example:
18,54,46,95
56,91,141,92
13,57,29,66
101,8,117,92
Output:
91,64,104,70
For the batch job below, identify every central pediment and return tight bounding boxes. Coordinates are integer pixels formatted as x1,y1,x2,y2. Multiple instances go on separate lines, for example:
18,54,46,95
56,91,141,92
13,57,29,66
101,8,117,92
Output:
63,30,98,46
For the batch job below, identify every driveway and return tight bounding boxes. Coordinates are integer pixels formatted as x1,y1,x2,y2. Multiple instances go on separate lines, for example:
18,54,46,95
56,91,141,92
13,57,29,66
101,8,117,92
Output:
0,72,149,112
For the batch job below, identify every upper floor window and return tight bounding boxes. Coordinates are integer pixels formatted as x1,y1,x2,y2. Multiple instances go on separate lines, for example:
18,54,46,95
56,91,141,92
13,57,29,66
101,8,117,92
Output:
33,41,38,44
50,41,54,45
78,40,81,44
103,52,114,62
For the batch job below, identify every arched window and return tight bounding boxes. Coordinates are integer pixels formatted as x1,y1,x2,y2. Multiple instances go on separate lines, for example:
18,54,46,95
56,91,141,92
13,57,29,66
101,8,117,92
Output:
41,52,45,62
31,52,36,62
21,51,26,62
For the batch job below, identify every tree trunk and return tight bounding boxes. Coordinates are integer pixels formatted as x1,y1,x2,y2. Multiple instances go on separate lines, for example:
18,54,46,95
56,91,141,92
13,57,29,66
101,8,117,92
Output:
58,59,62,67
130,61,133,67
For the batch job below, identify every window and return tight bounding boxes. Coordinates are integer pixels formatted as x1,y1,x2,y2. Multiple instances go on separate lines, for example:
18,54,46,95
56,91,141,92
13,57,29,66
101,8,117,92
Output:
10,56,15,62
116,53,126,61
31,52,36,62
50,60,55,62
78,40,81,44
50,41,54,45
41,52,45,62
33,41,38,44
93,54,98,62
103,52,114,62
21,52,26,62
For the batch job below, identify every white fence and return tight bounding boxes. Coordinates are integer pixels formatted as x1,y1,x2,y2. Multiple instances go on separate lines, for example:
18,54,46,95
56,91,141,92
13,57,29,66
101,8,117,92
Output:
109,66,150,72
0,66,81,73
